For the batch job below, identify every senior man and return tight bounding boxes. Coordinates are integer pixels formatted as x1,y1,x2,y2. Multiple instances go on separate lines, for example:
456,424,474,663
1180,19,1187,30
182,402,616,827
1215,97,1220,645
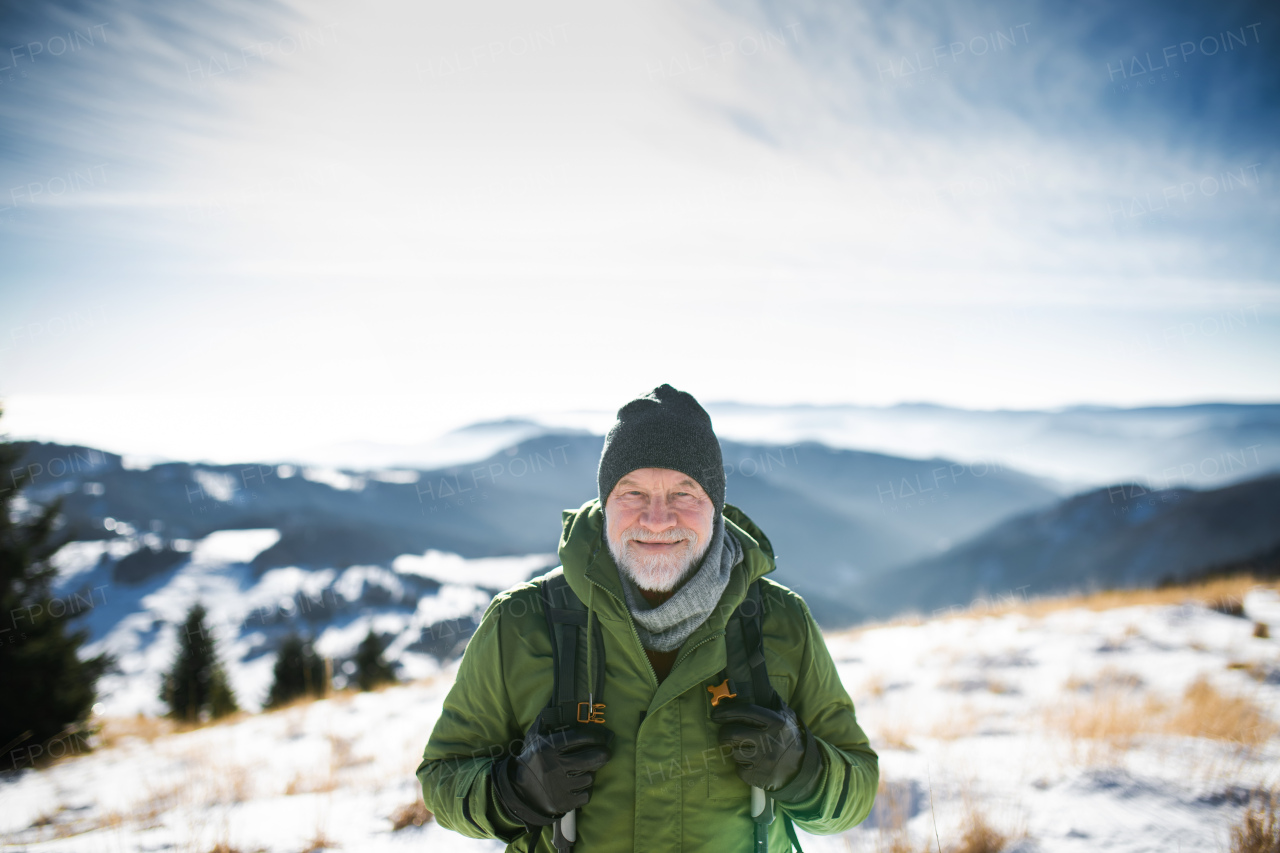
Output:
418,384,878,852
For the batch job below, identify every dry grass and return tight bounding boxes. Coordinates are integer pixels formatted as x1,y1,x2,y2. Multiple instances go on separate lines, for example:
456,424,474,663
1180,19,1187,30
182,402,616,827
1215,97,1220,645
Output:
390,800,433,831
861,673,888,700
1052,671,1277,764
984,678,1015,696
1166,676,1278,749
876,721,917,752
22,801,130,842
1230,793,1280,853
97,710,249,749
873,830,934,853
328,734,354,769
1228,661,1278,684
285,769,338,796
1051,666,1164,763
299,831,339,852
1053,689,1166,754
203,762,254,805
1005,575,1276,619
949,806,1014,853
97,714,182,747
837,576,1280,638
860,782,1021,853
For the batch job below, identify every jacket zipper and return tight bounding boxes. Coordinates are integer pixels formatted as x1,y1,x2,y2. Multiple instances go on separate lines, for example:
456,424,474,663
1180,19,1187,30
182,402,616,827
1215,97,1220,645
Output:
671,631,722,672
589,578,660,689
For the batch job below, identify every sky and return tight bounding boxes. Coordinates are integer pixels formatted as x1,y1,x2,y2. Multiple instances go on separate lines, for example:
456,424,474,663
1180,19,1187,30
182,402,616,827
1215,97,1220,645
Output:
0,0,1277,463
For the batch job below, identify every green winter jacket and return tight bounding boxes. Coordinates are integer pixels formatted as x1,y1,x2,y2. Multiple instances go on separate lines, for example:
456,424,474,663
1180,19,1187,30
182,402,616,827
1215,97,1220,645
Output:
417,499,878,852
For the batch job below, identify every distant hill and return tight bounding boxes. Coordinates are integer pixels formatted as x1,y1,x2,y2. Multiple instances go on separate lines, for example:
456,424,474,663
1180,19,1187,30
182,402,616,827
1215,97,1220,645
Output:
701,401,1280,491
14,435,1063,628
715,440,1062,623
242,403,1280,495
855,473,1280,619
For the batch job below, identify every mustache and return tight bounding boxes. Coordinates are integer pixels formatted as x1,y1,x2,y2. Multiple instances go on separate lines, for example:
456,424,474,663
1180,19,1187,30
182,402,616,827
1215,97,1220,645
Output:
618,527,698,545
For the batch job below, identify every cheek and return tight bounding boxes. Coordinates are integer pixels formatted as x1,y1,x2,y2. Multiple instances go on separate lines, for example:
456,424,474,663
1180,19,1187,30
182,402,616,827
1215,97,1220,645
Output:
606,508,638,539
679,511,714,540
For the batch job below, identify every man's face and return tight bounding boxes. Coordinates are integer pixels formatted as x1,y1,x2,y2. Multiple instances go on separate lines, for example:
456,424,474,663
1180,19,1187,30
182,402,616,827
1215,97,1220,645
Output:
605,467,716,593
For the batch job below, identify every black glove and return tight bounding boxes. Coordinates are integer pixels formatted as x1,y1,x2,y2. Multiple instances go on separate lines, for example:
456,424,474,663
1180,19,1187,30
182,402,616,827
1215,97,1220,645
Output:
492,718,614,827
710,699,823,803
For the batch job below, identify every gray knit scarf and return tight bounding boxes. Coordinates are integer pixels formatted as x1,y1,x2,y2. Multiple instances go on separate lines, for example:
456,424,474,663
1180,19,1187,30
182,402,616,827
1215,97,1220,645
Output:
615,515,743,653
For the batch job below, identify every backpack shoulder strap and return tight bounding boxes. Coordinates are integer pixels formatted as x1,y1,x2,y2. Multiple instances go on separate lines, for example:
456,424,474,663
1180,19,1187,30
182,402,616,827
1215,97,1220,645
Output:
536,568,606,731
722,579,776,709
723,580,801,851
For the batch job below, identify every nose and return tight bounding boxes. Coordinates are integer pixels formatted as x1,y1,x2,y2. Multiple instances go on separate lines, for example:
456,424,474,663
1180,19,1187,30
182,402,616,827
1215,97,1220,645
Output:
639,493,676,530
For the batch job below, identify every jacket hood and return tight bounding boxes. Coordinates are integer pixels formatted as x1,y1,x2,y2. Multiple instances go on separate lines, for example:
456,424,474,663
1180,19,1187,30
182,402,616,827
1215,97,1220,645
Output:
556,498,777,621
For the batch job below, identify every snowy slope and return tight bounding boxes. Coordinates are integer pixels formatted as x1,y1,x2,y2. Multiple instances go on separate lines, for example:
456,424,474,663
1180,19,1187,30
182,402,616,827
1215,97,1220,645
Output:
3,589,1276,853
49,528,554,716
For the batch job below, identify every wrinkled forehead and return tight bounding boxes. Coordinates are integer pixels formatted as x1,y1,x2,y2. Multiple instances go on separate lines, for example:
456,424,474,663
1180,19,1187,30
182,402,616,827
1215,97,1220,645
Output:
613,468,704,493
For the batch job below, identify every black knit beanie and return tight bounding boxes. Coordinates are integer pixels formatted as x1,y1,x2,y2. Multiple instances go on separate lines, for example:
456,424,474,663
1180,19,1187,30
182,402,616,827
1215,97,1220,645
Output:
597,384,725,516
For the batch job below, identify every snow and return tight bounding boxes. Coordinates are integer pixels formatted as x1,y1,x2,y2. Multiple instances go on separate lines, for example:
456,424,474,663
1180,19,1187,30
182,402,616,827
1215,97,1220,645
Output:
45,529,547,719
3,593,1275,852
120,455,157,471
369,469,420,484
392,550,554,590
48,540,115,585
189,529,282,565
1245,589,1280,627
192,468,238,502
301,467,366,492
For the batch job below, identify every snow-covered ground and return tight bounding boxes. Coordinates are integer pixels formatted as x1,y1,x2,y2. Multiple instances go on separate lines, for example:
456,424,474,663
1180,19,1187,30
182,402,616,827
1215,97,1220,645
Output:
2,590,1276,852
48,529,555,716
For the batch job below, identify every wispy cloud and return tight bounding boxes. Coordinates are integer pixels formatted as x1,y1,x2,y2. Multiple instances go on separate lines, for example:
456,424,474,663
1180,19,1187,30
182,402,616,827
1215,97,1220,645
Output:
0,0,1276,456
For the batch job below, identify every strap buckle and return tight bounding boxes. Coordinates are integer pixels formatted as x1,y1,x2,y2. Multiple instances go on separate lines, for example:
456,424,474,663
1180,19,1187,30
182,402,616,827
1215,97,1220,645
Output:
707,678,738,707
576,702,606,724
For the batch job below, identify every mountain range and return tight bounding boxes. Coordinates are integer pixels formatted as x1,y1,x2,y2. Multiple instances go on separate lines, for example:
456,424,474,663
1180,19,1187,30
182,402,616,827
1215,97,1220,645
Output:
14,432,1065,626
855,473,1280,619
294,402,1280,493
9,401,1280,714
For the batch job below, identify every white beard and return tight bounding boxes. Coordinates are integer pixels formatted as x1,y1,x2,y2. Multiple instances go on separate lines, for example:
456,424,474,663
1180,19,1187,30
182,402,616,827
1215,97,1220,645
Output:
608,525,710,593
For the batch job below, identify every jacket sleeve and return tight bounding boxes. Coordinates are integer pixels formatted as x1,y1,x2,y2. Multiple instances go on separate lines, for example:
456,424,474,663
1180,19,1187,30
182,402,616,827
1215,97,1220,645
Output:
416,594,528,842
771,591,879,834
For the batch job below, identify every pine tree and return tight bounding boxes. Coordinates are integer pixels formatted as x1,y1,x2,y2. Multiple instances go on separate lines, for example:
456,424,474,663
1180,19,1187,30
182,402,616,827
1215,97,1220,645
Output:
354,628,397,691
0,407,112,767
265,632,328,708
160,602,238,722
